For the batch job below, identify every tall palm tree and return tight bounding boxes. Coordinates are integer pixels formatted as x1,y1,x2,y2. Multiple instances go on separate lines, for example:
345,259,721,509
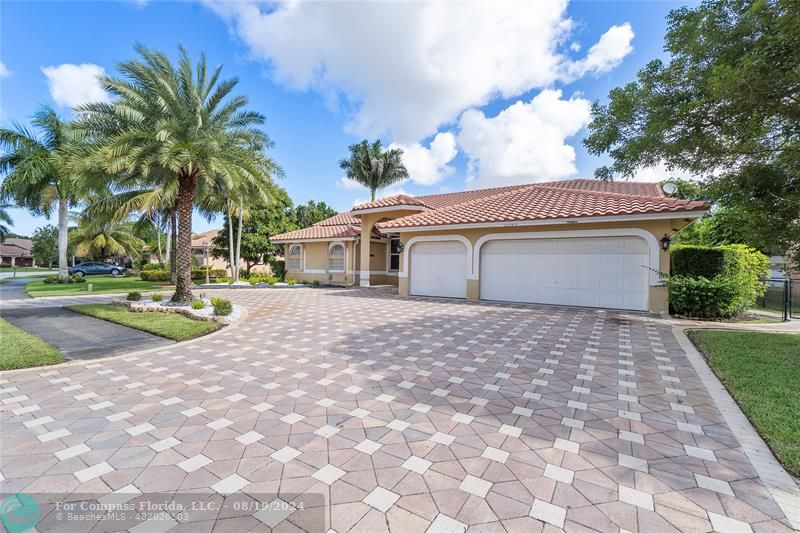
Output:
76,44,280,303
339,140,409,201
0,204,12,243
0,107,84,280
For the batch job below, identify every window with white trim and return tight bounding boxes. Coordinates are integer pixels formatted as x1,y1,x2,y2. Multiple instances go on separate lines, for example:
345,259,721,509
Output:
287,245,302,270
328,243,345,271
389,237,401,271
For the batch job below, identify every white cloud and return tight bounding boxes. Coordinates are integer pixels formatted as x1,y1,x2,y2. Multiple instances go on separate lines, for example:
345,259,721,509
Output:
205,0,634,144
391,132,457,186
338,176,367,191
0,61,12,79
566,23,634,79
631,162,698,183
41,63,109,109
457,89,592,188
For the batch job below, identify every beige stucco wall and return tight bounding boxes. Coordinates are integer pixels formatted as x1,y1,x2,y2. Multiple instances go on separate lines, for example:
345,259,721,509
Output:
396,218,696,313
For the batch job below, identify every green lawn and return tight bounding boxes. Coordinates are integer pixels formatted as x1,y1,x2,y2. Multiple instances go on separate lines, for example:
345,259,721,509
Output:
0,318,64,370
66,304,220,341
25,275,172,297
0,266,56,272
689,330,800,476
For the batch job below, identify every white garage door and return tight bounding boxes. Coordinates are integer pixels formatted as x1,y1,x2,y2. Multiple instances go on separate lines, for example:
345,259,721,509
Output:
410,241,467,298
480,237,649,310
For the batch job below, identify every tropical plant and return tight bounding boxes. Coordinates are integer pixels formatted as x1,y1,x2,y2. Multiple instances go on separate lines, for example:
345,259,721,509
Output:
0,204,13,242
75,44,280,303
69,218,147,261
339,140,408,201
0,107,85,280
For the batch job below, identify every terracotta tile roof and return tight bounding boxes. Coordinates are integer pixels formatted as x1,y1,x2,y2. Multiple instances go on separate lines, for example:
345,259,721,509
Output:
313,212,360,226
270,179,708,241
377,183,708,230
191,230,220,248
271,224,362,242
352,195,429,212
0,238,33,257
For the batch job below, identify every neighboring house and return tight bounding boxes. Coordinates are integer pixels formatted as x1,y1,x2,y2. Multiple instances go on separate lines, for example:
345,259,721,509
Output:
190,229,273,276
271,179,709,313
0,238,36,267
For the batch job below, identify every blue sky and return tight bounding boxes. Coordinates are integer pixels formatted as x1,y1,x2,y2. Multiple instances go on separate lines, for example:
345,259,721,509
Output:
0,0,692,236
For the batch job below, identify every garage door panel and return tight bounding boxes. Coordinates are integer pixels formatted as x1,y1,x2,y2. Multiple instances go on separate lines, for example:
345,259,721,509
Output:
410,241,467,299
480,237,649,311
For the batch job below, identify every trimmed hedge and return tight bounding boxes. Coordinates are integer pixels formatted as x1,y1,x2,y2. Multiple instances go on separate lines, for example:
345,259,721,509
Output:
139,268,226,282
141,263,165,271
668,244,769,318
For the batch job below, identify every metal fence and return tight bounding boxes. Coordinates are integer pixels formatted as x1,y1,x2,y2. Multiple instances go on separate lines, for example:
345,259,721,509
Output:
754,278,798,321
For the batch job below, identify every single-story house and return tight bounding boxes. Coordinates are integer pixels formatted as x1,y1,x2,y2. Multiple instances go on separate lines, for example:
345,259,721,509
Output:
270,179,709,313
0,238,36,267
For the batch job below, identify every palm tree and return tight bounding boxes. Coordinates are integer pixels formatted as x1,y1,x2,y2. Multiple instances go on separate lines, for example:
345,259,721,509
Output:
339,140,409,201
0,204,12,243
70,218,146,262
0,107,84,280
76,44,280,303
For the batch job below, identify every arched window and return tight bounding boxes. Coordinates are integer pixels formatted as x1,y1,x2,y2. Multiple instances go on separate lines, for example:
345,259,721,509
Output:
328,243,345,272
287,245,302,270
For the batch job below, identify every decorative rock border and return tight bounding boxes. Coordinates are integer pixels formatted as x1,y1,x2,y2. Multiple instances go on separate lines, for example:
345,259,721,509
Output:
112,298,243,326
196,282,340,290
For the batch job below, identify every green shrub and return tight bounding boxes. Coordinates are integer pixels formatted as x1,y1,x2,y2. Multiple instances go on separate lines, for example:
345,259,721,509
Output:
70,274,86,283
151,293,163,302
210,297,233,316
141,263,165,271
43,275,58,284
191,268,226,280
286,279,297,285
312,280,321,287
140,270,170,281
268,258,285,280
668,244,769,318
127,292,142,301
191,299,206,310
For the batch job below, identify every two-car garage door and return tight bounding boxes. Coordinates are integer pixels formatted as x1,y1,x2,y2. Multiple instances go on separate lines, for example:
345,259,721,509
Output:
409,236,650,311
479,237,649,311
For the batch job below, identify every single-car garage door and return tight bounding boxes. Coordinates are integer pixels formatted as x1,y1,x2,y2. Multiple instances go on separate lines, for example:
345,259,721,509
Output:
480,237,649,310
410,241,467,298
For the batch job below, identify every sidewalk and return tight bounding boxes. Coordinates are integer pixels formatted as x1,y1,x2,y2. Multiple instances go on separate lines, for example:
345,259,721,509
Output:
670,316,800,333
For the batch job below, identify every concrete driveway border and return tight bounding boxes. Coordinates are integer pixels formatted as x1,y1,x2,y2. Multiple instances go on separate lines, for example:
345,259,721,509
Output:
672,325,800,530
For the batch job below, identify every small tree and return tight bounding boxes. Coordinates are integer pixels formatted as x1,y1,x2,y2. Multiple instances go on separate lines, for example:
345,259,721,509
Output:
31,225,59,267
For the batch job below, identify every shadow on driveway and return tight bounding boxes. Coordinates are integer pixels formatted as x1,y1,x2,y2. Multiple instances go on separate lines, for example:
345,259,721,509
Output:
1,307,174,360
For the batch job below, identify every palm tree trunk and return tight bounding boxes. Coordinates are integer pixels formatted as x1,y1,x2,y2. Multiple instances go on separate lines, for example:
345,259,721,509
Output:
164,216,171,267
169,210,177,285
156,216,163,264
57,198,69,281
226,203,235,279
371,188,376,201
235,198,243,282
172,175,195,303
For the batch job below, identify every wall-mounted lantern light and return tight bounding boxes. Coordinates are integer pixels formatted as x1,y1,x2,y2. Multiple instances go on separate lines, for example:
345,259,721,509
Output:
660,234,671,251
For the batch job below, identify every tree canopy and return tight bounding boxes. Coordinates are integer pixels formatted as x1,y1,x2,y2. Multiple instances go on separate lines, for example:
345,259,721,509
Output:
584,0,799,265
339,140,409,201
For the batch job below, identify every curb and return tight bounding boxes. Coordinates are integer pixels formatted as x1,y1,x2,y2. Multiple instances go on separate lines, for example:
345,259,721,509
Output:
672,326,800,529
0,306,250,376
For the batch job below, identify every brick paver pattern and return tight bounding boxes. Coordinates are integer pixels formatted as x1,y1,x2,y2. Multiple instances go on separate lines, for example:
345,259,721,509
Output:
0,288,794,532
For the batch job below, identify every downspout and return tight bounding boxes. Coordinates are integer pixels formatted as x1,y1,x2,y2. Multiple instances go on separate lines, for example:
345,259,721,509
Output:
351,237,359,286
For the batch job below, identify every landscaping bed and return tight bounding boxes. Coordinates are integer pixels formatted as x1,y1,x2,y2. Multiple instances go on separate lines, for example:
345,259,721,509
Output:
689,329,800,476
112,295,243,325
0,318,64,370
67,303,222,341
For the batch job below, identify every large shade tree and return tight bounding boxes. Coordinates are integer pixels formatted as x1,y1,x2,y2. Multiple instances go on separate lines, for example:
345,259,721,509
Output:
584,0,800,266
77,44,279,302
0,107,84,279
339,140,408,201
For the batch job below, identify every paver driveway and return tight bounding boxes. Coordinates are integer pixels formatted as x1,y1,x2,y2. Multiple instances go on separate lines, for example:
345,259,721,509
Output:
0,288,794,532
